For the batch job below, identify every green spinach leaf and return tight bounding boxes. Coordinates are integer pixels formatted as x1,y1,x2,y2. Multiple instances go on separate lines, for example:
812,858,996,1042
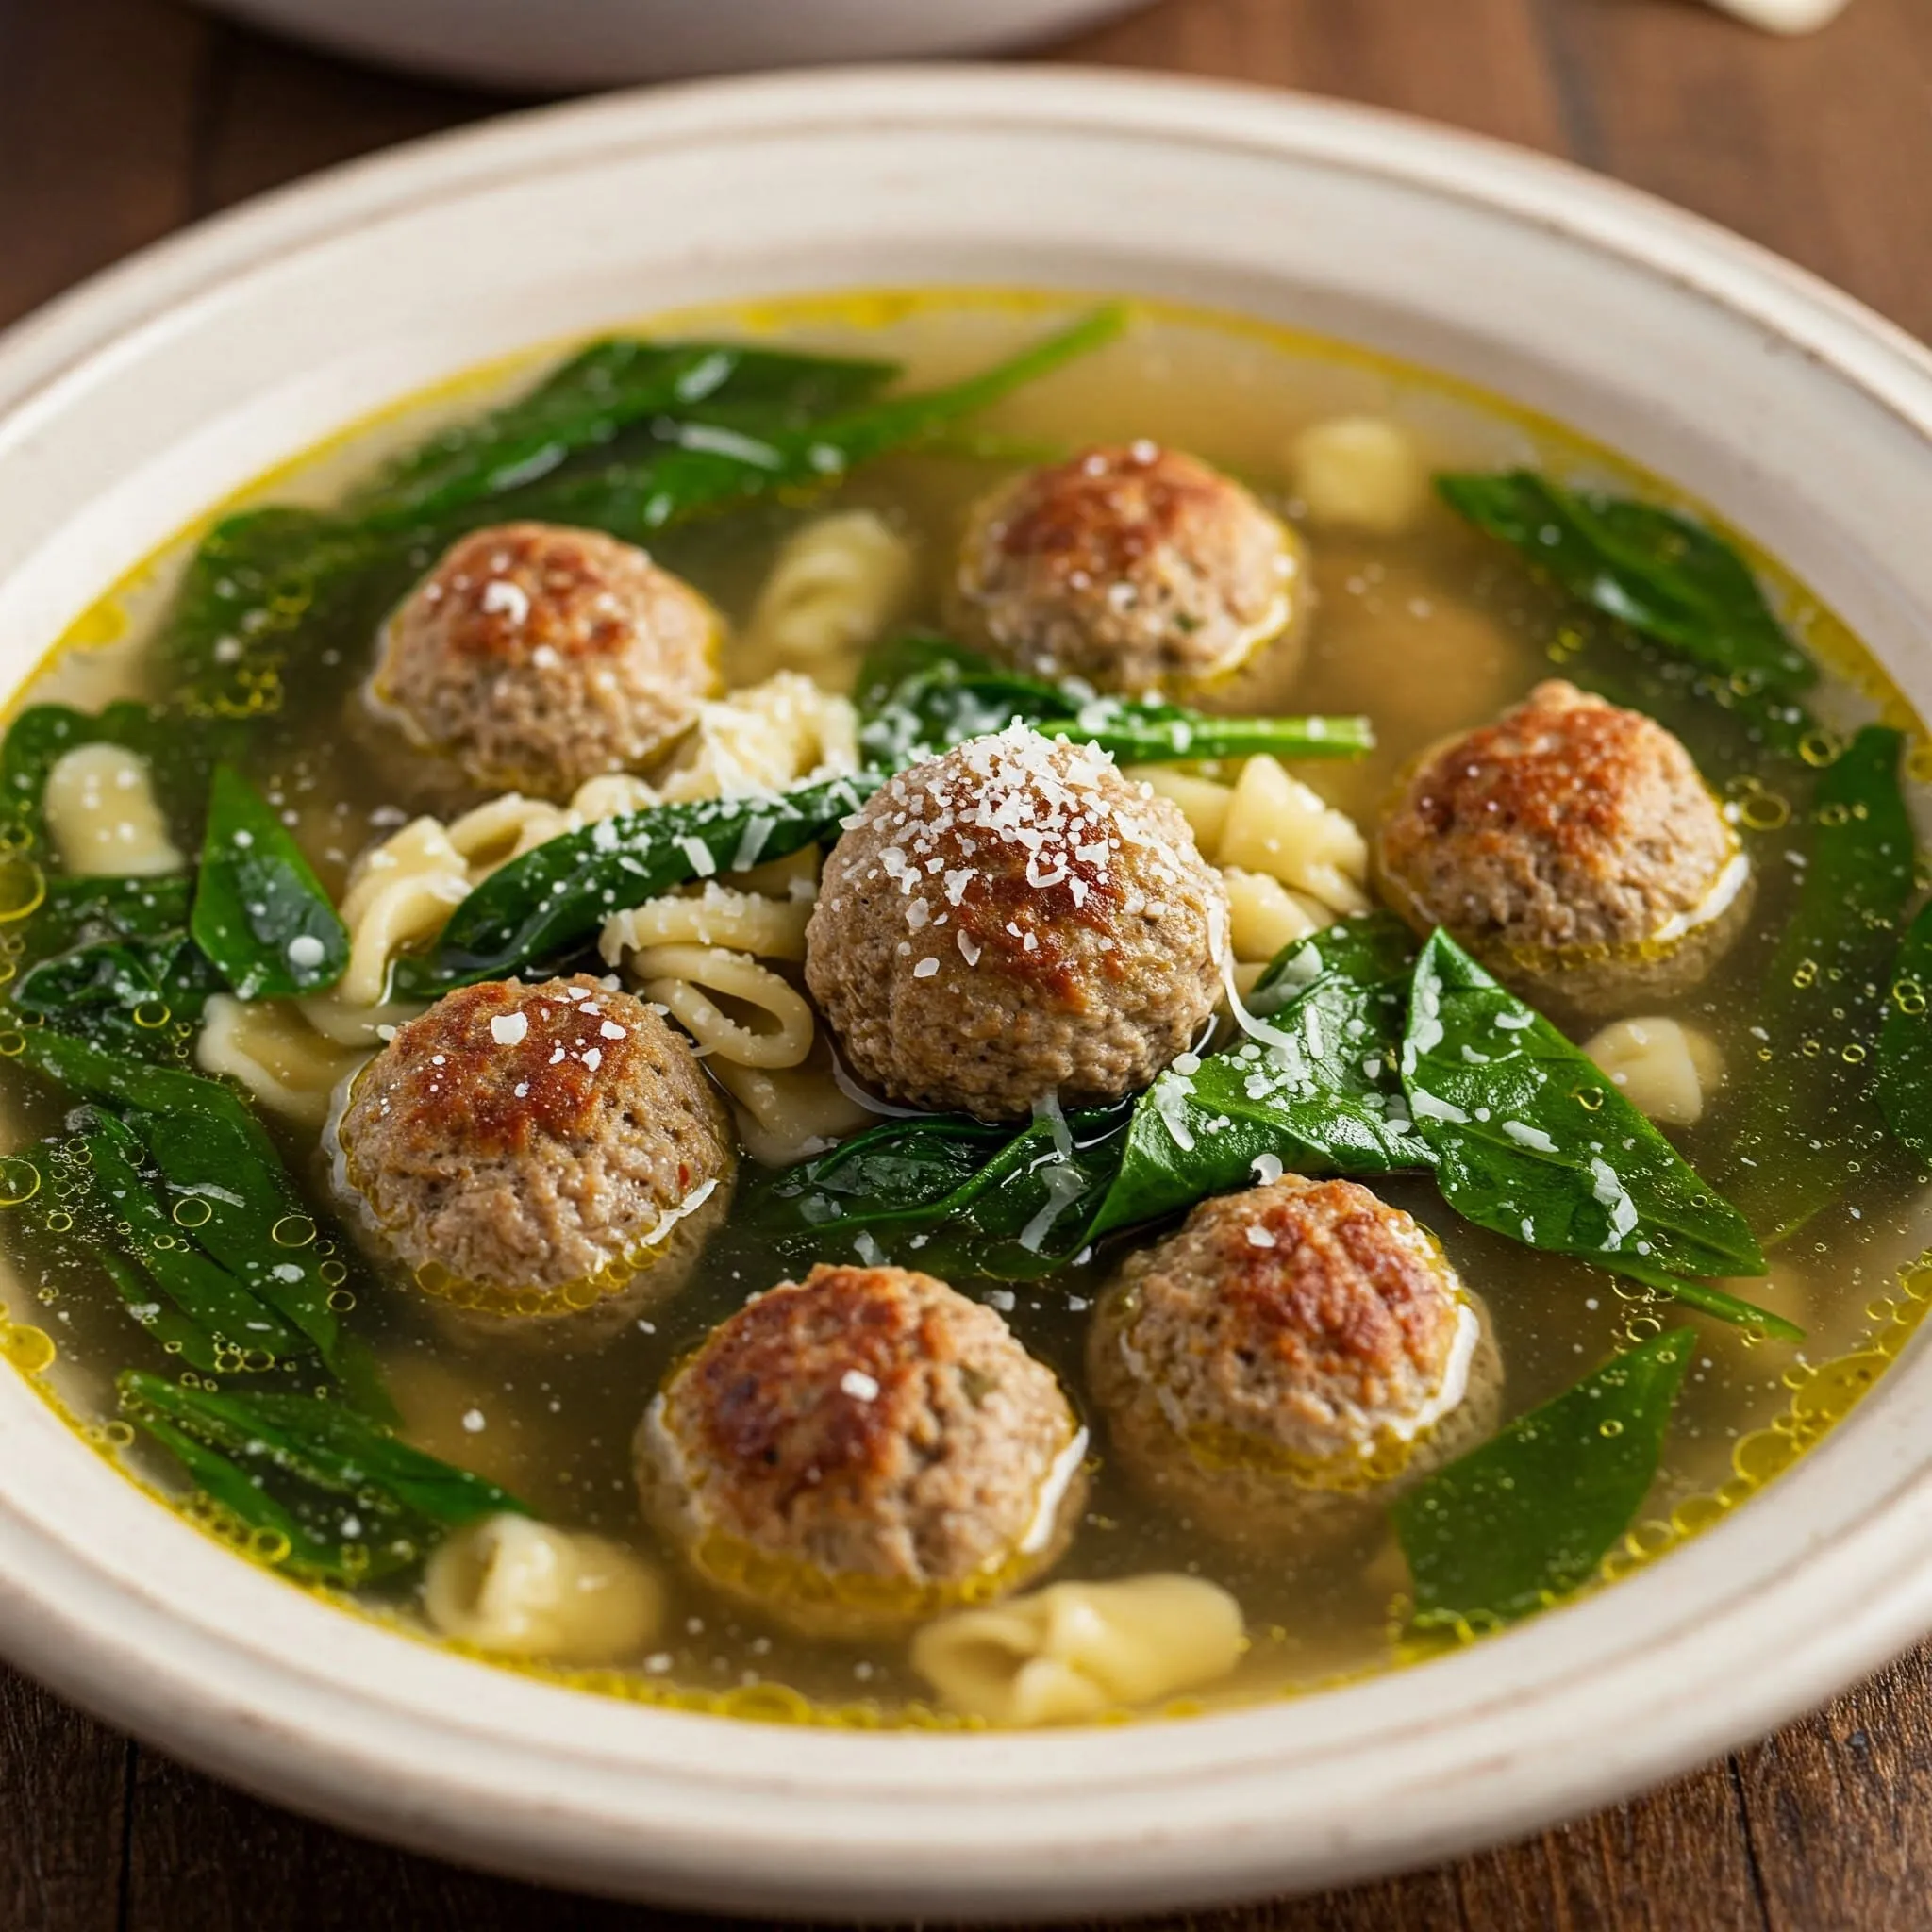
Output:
1724,725,1916,1241
746,1102,1132,1280
16,1030,384,1403
392,769,880,997
1876,897,1932,1161
1402,930,1786,1337
1087,913,1429,1240
192,764,348,999
349,339,898,527
1437,471,1816,702
508,308,1128,539
1391,1325,1694,1629
121,1372,527,1585
856,633,1371,771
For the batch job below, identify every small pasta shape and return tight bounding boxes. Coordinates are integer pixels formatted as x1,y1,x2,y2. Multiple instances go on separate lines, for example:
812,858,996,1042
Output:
743,509,917,677
1217,755,1372,916
325,816,471,1009
1583,1016,1725,1128
195,994,364,1127
1288,414,1429,536
911,1574,1246,1725
1223,868,1327,966
655,672,861,804
423,1513,664,1664
708,1048,879,1168
1127,766,1235,855
631,943,816,1070
599,882,811,964
42,743,183,876
441,792,574,875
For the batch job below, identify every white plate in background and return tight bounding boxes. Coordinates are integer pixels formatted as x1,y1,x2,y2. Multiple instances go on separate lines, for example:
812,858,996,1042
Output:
196,0,1152,91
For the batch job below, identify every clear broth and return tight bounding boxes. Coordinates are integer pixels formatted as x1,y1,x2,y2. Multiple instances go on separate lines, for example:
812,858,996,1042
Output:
6,289,1930,1726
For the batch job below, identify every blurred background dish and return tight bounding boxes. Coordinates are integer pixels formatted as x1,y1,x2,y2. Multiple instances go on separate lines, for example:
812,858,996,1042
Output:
192,0,1155,90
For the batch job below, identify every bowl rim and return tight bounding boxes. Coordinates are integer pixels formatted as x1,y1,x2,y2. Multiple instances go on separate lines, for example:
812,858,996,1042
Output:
3,63,1932,1921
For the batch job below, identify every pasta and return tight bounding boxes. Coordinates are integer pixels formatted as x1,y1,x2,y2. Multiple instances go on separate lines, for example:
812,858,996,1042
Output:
655,671,860,802
910,1574,1245,1725
707,1048,877,1168
628,944,816,1071
1222,868,1325,966
1128,766,1235,854
1288,414,1428,535
742,509,918,683
195,994,363,1127
1217,755,1372,917
423,1513,664,1664
599,882,811,963
1582,1016,1725,1127
300,817,471,1043
1128,758,1370,969
42,742,183,876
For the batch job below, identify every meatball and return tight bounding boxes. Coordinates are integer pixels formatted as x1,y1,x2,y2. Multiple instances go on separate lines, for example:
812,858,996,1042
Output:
635,1263,1088,1635
1087,1177,1500,1545
952,442,1307,692
805,725,1229,1121
334,974,734,1346
1374,680,1749,1014
369,522,721,798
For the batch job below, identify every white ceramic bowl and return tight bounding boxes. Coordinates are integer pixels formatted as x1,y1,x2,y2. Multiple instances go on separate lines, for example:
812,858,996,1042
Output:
3,67,1932,1922
196,0,1152,91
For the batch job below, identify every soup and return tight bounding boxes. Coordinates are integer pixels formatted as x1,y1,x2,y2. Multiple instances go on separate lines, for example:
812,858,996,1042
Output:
3,290,1928,1729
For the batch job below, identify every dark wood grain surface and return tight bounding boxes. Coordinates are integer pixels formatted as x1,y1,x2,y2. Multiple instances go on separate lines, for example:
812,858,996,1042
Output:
2,0,1931,1924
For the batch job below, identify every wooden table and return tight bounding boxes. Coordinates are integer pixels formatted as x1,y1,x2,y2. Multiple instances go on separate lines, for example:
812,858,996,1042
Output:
3,0,1932,1924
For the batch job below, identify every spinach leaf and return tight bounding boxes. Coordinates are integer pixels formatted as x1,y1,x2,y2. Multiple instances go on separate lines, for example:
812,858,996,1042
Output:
67,1107,302,1360
25,873,192,950
508,308,1129,539
1876,897,1932,1161
1391,1325,1694,1630
158,508,387,721
9,874,213,1064
1437,471,1817,702
746,1103,1132,1281
348,339,898,527
192,764,348,999
15,1029,384,1404
1724,725,1916,1241
393,769,880,997
856,634,1372,771
121,1372,527,1585
1087,913,1429,1240
12,876,219,1063
157,316,1117,718
0,700,212,858
1402,930,1787,1337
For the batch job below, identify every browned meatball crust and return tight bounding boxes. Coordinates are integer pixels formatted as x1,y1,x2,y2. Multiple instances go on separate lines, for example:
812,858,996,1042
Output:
1375,680,1748,1012
805,726,1229,1122
370,522,720,798
335,975,734,1339
953,442,1307,692
636,1263,1088,1633
1088,1177,1499,1544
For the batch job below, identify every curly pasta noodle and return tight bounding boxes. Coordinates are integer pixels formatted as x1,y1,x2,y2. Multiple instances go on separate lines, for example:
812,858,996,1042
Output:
655,672,859,802
628,944,815,1071
741,510,917,683
600,882,811,964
